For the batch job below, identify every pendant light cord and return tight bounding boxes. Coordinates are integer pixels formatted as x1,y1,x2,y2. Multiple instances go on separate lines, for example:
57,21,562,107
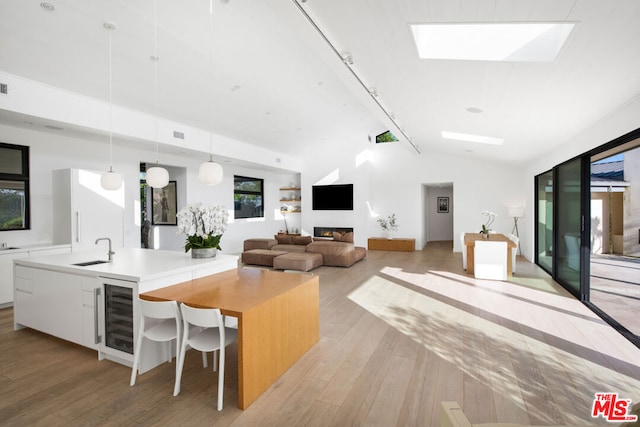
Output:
108,24,114,172
153,0,160,165
209,0,214,162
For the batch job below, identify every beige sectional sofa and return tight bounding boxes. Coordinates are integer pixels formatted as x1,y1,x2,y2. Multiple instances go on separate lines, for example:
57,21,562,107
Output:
241,233,366,271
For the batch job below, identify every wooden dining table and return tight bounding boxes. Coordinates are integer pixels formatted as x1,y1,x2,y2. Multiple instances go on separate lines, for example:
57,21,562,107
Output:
464,233,516,276
139,268,320,410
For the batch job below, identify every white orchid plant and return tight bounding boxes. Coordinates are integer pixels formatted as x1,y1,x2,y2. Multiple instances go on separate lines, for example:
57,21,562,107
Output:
176,203,228,252
480,210,497,234
377,213,398,232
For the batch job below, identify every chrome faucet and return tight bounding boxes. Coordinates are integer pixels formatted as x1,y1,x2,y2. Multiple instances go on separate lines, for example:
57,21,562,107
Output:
95,237,115,261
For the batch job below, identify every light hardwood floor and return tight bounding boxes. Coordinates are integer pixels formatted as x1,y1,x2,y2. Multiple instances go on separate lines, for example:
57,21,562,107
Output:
1,241,639,426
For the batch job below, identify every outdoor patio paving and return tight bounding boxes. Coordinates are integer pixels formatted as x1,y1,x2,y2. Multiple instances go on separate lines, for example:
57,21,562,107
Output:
590,254,640,337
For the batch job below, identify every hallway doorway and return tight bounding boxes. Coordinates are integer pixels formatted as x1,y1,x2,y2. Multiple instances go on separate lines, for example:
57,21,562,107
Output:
423,183,453,249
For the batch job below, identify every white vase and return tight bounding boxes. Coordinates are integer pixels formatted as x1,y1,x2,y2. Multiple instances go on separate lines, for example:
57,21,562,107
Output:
191,248,217,258
385,230,394,240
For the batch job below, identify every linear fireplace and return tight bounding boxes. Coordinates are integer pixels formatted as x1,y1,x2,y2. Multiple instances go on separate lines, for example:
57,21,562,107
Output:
314,227,354,238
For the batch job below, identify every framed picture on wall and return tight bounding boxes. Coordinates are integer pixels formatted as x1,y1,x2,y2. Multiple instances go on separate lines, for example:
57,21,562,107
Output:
437,197,449,213
151,180,177,225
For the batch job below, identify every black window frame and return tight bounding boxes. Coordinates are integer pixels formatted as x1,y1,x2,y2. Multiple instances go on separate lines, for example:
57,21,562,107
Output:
233,175,264,219
0,142,30,231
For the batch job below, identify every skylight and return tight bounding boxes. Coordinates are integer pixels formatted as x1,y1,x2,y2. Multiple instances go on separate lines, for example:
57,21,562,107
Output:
442,131,503,145
410,22,575,62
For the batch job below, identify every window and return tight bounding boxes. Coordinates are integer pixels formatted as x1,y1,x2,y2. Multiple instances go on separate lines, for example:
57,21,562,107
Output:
0,142,30,231
234,175,263,219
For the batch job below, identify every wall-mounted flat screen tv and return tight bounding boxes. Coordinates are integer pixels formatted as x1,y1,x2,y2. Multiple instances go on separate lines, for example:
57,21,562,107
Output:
312,184,353,210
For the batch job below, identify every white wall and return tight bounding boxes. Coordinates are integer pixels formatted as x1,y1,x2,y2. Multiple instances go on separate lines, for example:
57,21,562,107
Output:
300,133,525,252
0,123,298,255
299,132,372,247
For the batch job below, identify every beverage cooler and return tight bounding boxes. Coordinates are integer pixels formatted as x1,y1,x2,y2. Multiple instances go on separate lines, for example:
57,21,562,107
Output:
104,282,134,355
99,277,171,373
98,277,136,365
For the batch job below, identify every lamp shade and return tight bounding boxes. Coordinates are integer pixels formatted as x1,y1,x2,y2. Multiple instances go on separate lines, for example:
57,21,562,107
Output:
507,206,525,218
198,160,223,185
100,170,123,191
146,166,169,188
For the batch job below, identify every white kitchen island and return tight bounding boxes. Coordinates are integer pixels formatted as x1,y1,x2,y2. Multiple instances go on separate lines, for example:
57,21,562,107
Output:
13,248,238,372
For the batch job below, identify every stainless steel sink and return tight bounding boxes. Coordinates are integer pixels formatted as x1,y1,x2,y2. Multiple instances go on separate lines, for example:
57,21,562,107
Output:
72,260,110,267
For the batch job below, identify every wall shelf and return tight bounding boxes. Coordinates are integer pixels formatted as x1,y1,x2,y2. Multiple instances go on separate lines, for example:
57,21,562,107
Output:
279,187,301,213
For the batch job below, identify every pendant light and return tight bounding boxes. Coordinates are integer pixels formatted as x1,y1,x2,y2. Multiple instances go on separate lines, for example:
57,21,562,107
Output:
198,0,223,186
146,0,169,189
100,22,123,191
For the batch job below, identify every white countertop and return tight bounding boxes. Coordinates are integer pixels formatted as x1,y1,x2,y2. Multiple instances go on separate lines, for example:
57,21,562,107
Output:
0,244,71,255
14,248,238,283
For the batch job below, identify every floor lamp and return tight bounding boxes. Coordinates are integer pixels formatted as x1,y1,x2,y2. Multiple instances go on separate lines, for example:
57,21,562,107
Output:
508,206,524,255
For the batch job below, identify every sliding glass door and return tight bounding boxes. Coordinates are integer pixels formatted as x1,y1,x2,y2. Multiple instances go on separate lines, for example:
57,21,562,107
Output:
555,158,585,298
534,128,640,347
536,160,586,298
535,171,553,274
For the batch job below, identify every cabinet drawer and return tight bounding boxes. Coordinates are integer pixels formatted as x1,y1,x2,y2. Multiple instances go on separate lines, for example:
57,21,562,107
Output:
15,266,32,280
15,277,33,294
82,289,94,306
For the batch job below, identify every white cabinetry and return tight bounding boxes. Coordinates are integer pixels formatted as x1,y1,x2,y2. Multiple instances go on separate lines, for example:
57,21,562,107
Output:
81,277,101,350
14,267,86,346
52,169,124,252
0,252,28,305
0,246,71,306
13,251,238,369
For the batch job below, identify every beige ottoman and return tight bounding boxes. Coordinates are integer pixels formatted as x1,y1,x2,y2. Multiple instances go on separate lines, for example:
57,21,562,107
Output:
242,249,288,267
273,252,323,272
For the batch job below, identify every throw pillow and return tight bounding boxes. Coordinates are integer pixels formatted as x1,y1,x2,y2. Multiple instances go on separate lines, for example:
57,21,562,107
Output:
341,232,354,243
332,231,354,243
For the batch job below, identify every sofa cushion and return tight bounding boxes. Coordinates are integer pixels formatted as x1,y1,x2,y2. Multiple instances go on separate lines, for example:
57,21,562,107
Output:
241,249,288,267
306,241,365,267
273,244,307,253
293,235,313,245
273,252,323,272
275,234,294,244
243,238,278,251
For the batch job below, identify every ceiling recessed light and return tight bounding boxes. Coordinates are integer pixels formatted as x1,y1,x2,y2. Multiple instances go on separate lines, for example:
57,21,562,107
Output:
40,2,55,12
442,131,503,145
466,107,483,113
410,22,575,62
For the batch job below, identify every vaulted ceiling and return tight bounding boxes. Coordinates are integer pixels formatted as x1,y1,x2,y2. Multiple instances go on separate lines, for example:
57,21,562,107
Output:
1,0,639,163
